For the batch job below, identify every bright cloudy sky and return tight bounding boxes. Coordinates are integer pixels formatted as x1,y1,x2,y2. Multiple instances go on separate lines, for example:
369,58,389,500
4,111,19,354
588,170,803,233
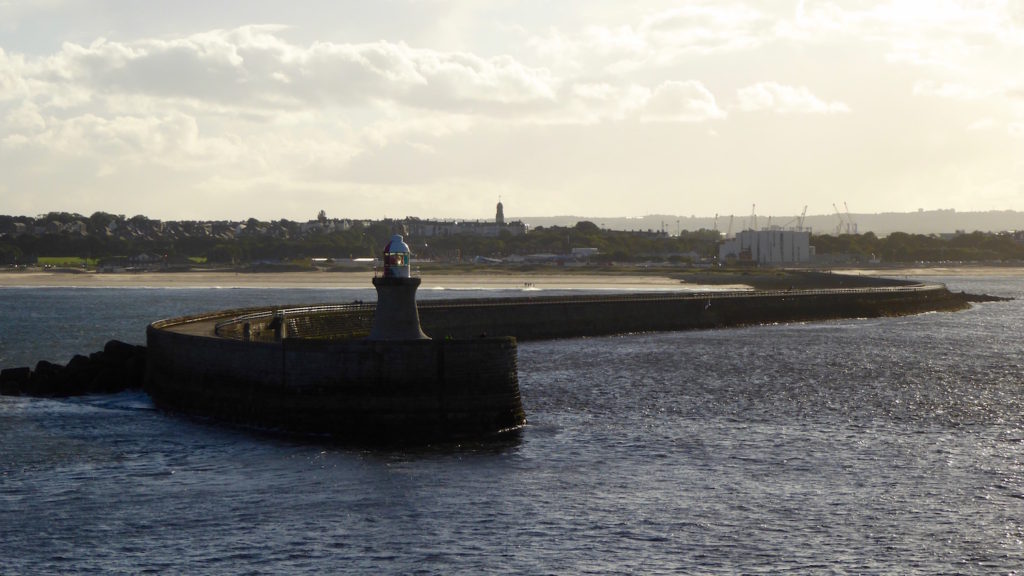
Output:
1,0,1023,221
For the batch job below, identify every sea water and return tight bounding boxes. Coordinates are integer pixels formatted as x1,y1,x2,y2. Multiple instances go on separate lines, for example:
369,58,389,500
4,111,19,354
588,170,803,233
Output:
1,275,1023,574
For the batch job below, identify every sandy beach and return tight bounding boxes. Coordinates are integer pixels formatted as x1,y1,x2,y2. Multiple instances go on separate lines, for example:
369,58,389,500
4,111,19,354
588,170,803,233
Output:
2,266,1019,291
0,269,700,291
835,266,1024,278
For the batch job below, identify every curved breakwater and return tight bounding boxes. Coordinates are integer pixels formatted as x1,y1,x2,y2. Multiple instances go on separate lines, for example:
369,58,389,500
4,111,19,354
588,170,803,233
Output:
141,282,970,442
212,283,973,342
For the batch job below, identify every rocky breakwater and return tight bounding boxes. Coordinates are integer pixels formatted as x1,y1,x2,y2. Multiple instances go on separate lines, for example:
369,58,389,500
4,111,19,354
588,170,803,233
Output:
0,340,147,397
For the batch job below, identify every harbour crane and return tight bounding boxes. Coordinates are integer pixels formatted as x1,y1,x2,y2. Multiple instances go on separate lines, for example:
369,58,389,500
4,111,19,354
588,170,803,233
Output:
833,203,847,235
844,202,858,234
782,205,809,231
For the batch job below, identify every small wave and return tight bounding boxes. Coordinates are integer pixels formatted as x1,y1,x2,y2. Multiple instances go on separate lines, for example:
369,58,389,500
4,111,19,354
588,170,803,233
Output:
76,390,156,412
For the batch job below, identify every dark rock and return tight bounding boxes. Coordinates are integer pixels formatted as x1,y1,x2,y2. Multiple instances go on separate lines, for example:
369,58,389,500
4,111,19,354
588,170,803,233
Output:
30,360,67,397
33,359,63,375
85,350,118,392
125,348,147,389
2,341,148,398
961,292,1013,303
90,366,124,393
65,353,103,394
0,366,32,395
66,354,94,377
91,342,147,392
103,340,138,364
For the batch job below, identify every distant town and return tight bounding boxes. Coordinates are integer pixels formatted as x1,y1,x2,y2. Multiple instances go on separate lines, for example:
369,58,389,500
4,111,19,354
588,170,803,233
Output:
3,203,1024,270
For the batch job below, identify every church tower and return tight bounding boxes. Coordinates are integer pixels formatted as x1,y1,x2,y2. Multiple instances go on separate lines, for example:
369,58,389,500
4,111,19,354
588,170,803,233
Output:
496,198,505,226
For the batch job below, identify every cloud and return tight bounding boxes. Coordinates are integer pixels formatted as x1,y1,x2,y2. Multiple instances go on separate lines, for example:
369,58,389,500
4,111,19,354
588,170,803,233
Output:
12,111,207,162
2,101,46,135
1013,0,1024,25
530,0,1024,81
18,26,558,114
526,3,773,74
912,80,989,100
640,80,726,123
0,47,29,100
566,82,650,123
560,80,726,124
3,3,1023,220
789,0,1024,70
0,22,742,203
0,25,572,181
736,82,850,114
639,3,770,55
967,117,995,131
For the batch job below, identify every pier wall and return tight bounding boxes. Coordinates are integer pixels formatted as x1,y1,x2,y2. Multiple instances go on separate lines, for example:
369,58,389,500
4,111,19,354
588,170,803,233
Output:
417,286,969,340
146,324,523,441
220,284,968,342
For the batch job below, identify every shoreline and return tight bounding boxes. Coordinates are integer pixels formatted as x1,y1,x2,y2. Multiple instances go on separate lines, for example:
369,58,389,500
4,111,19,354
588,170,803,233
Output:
1,266,1021,291
834,266,1024,277
0,270,696,291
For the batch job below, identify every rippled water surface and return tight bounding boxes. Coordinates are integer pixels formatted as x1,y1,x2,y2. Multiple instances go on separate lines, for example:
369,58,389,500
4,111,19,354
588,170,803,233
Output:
2,275,1024,574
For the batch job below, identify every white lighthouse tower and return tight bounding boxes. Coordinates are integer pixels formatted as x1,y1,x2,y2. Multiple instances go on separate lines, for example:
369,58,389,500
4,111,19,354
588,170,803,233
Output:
368,234,430,340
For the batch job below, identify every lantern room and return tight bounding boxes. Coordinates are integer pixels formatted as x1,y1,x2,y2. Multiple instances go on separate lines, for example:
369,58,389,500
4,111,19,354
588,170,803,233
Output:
382,234,412,278
369,233,428,340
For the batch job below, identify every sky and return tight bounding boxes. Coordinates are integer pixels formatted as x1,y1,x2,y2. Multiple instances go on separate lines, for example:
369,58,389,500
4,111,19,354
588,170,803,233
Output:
1,0,1023,222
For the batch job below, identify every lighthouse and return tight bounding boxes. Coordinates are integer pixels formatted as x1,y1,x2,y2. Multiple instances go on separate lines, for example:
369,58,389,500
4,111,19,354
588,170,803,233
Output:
368,234,430,340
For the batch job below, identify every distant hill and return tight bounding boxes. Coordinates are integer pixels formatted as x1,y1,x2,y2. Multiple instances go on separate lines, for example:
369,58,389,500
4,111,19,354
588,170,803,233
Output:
519,210,1024,236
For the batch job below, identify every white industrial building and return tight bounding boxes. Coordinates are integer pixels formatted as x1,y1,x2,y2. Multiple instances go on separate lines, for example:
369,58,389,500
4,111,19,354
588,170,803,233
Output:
719,229,813,264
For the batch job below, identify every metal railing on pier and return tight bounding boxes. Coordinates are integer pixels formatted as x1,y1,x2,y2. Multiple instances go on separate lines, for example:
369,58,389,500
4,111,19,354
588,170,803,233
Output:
214,302,376,341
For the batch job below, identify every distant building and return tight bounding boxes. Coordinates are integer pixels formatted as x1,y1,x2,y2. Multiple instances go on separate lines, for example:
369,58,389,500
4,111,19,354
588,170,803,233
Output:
719,229,813,264
66,220,88,235
403,200,527,238
301,215,351,235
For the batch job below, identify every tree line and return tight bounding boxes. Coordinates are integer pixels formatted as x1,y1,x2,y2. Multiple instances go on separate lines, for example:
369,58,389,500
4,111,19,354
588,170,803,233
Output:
2,212,1023,266
0,218,720,265
813,231,1024,263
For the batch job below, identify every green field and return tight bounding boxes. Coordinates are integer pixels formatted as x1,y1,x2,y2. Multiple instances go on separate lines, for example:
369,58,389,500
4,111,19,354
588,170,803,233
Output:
37,256,99,267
